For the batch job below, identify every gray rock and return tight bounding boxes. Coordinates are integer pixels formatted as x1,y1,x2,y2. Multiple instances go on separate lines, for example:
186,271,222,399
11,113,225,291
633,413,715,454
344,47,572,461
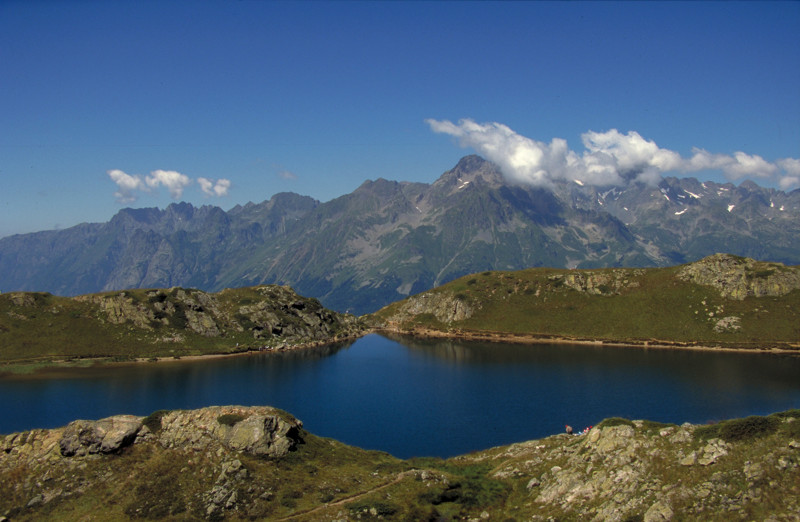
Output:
698,438,729,466
59,415,142,456
677,254,800,300
25,494,44,509
679,451,697,466
395,291,475,324
223,414,300,457
643,500,673,521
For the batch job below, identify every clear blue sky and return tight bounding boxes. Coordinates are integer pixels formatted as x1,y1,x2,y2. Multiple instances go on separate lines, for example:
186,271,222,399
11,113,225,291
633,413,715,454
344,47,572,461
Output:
2,1,798,237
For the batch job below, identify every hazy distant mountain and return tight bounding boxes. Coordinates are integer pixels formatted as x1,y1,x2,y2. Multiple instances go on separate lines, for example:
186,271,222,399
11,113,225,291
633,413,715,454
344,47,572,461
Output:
1,156,798,314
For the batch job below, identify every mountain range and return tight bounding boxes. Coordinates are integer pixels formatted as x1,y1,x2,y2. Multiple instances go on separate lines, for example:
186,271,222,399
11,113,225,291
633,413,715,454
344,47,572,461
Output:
2,155,799,314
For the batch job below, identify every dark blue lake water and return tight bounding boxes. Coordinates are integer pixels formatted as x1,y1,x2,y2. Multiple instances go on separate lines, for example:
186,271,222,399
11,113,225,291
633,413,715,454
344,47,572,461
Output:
2,333,799,459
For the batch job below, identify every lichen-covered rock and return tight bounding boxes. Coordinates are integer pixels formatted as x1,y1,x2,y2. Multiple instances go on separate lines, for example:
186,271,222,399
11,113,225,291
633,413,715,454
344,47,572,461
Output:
560,269,644,295
79,294,158,329
223,413,301,457
4,406,303,465
155,406,303,458
394,292,475,323
643,500,674,521
697,438,729,466
59,415,143,456
713,315,741,332
677,254,800,300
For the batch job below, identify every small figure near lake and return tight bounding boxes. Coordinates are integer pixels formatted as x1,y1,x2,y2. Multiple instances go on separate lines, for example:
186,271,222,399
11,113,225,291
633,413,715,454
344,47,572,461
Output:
565,424,573,435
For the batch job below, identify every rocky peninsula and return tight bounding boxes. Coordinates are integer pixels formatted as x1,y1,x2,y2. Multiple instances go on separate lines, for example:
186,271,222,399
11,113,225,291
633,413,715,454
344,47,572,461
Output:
0,285,365,372
370,254,800,352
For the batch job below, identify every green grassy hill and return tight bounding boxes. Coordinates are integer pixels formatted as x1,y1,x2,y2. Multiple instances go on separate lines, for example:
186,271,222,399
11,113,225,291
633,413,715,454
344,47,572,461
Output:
371,254,800,350
0,285,363,372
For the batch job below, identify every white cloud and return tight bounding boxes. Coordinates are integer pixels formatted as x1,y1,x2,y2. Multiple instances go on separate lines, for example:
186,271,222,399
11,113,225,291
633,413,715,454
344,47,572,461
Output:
778,157,800,176
427,118,800,190
278,170,297,180
779,176,800,191
108,169,231,203
198,177,232,197
145,170,192,199
687,149,777,180
107,169,146,203
581,129,683,174
777,158,800,190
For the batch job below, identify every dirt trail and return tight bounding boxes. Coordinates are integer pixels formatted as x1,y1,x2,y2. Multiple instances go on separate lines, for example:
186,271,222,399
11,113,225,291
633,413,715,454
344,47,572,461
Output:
278,470,418,521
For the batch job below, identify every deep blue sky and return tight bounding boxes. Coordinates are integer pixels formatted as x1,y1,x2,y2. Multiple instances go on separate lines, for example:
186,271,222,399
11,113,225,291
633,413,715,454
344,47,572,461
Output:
2,1,799,237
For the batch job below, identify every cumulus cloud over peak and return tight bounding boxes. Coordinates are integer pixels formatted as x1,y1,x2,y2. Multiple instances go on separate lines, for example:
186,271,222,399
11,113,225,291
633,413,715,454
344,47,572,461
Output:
426,118,800,190
145,170,191,199
107,169,146,204
107,169,231,203
198,177,232,197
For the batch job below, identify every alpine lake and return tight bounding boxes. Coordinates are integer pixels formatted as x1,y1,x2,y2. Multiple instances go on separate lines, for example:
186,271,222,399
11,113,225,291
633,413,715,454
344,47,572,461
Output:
2,333,799,459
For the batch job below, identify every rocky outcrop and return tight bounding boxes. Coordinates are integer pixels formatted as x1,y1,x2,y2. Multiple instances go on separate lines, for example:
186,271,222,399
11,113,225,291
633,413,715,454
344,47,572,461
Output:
1,406,305,521
551,268,644,295
150,406,303,458
3,406,303,467
1,284,365,361
392,291,475,324
678,253,800,300
502,416,800,521
59,415,142,456
2,408,799,520
78,293,159,329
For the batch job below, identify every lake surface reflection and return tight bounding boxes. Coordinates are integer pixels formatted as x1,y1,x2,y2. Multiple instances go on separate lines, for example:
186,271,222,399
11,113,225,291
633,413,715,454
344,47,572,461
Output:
2,333,799,458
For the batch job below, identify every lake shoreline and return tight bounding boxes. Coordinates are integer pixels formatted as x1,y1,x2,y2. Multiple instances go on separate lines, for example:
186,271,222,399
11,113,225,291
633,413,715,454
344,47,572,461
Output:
376,326,800,356
3,327,798,378
0,333,367,377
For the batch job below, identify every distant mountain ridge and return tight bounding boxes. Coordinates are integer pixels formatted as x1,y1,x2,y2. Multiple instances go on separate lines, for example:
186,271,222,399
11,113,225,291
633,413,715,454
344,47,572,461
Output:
1,155,799,314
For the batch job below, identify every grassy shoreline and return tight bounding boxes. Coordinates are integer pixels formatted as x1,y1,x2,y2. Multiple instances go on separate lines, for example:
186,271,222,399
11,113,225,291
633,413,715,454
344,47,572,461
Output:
4,325,798,378
0,332,367,376
376,326,800,355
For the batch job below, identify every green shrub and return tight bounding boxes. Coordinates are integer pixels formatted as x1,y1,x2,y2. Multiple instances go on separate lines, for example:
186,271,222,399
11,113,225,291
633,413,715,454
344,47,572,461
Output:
598,417,635,429
694,424,721,441
719,415,779,442
696,415,780,442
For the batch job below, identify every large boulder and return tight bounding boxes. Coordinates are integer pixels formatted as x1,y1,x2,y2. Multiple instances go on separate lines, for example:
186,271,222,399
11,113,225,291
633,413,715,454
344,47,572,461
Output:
59,415,143,456
154,406,303,458
224,414,301,457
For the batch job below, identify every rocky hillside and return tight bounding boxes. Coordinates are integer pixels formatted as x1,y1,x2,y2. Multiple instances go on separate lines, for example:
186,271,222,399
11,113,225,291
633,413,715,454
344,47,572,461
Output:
2,156,799,315
676,253,800,300
372,254,800,350
1,405,798,520
0,285,363,368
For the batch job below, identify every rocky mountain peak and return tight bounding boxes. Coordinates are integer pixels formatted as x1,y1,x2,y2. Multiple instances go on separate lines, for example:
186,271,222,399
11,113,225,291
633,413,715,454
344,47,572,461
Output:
433,154,506,192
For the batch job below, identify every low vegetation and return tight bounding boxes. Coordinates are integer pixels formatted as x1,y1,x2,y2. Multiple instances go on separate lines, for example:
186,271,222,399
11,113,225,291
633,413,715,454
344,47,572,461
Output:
1,406,799,520
371,254,800,350
0,285,364,373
